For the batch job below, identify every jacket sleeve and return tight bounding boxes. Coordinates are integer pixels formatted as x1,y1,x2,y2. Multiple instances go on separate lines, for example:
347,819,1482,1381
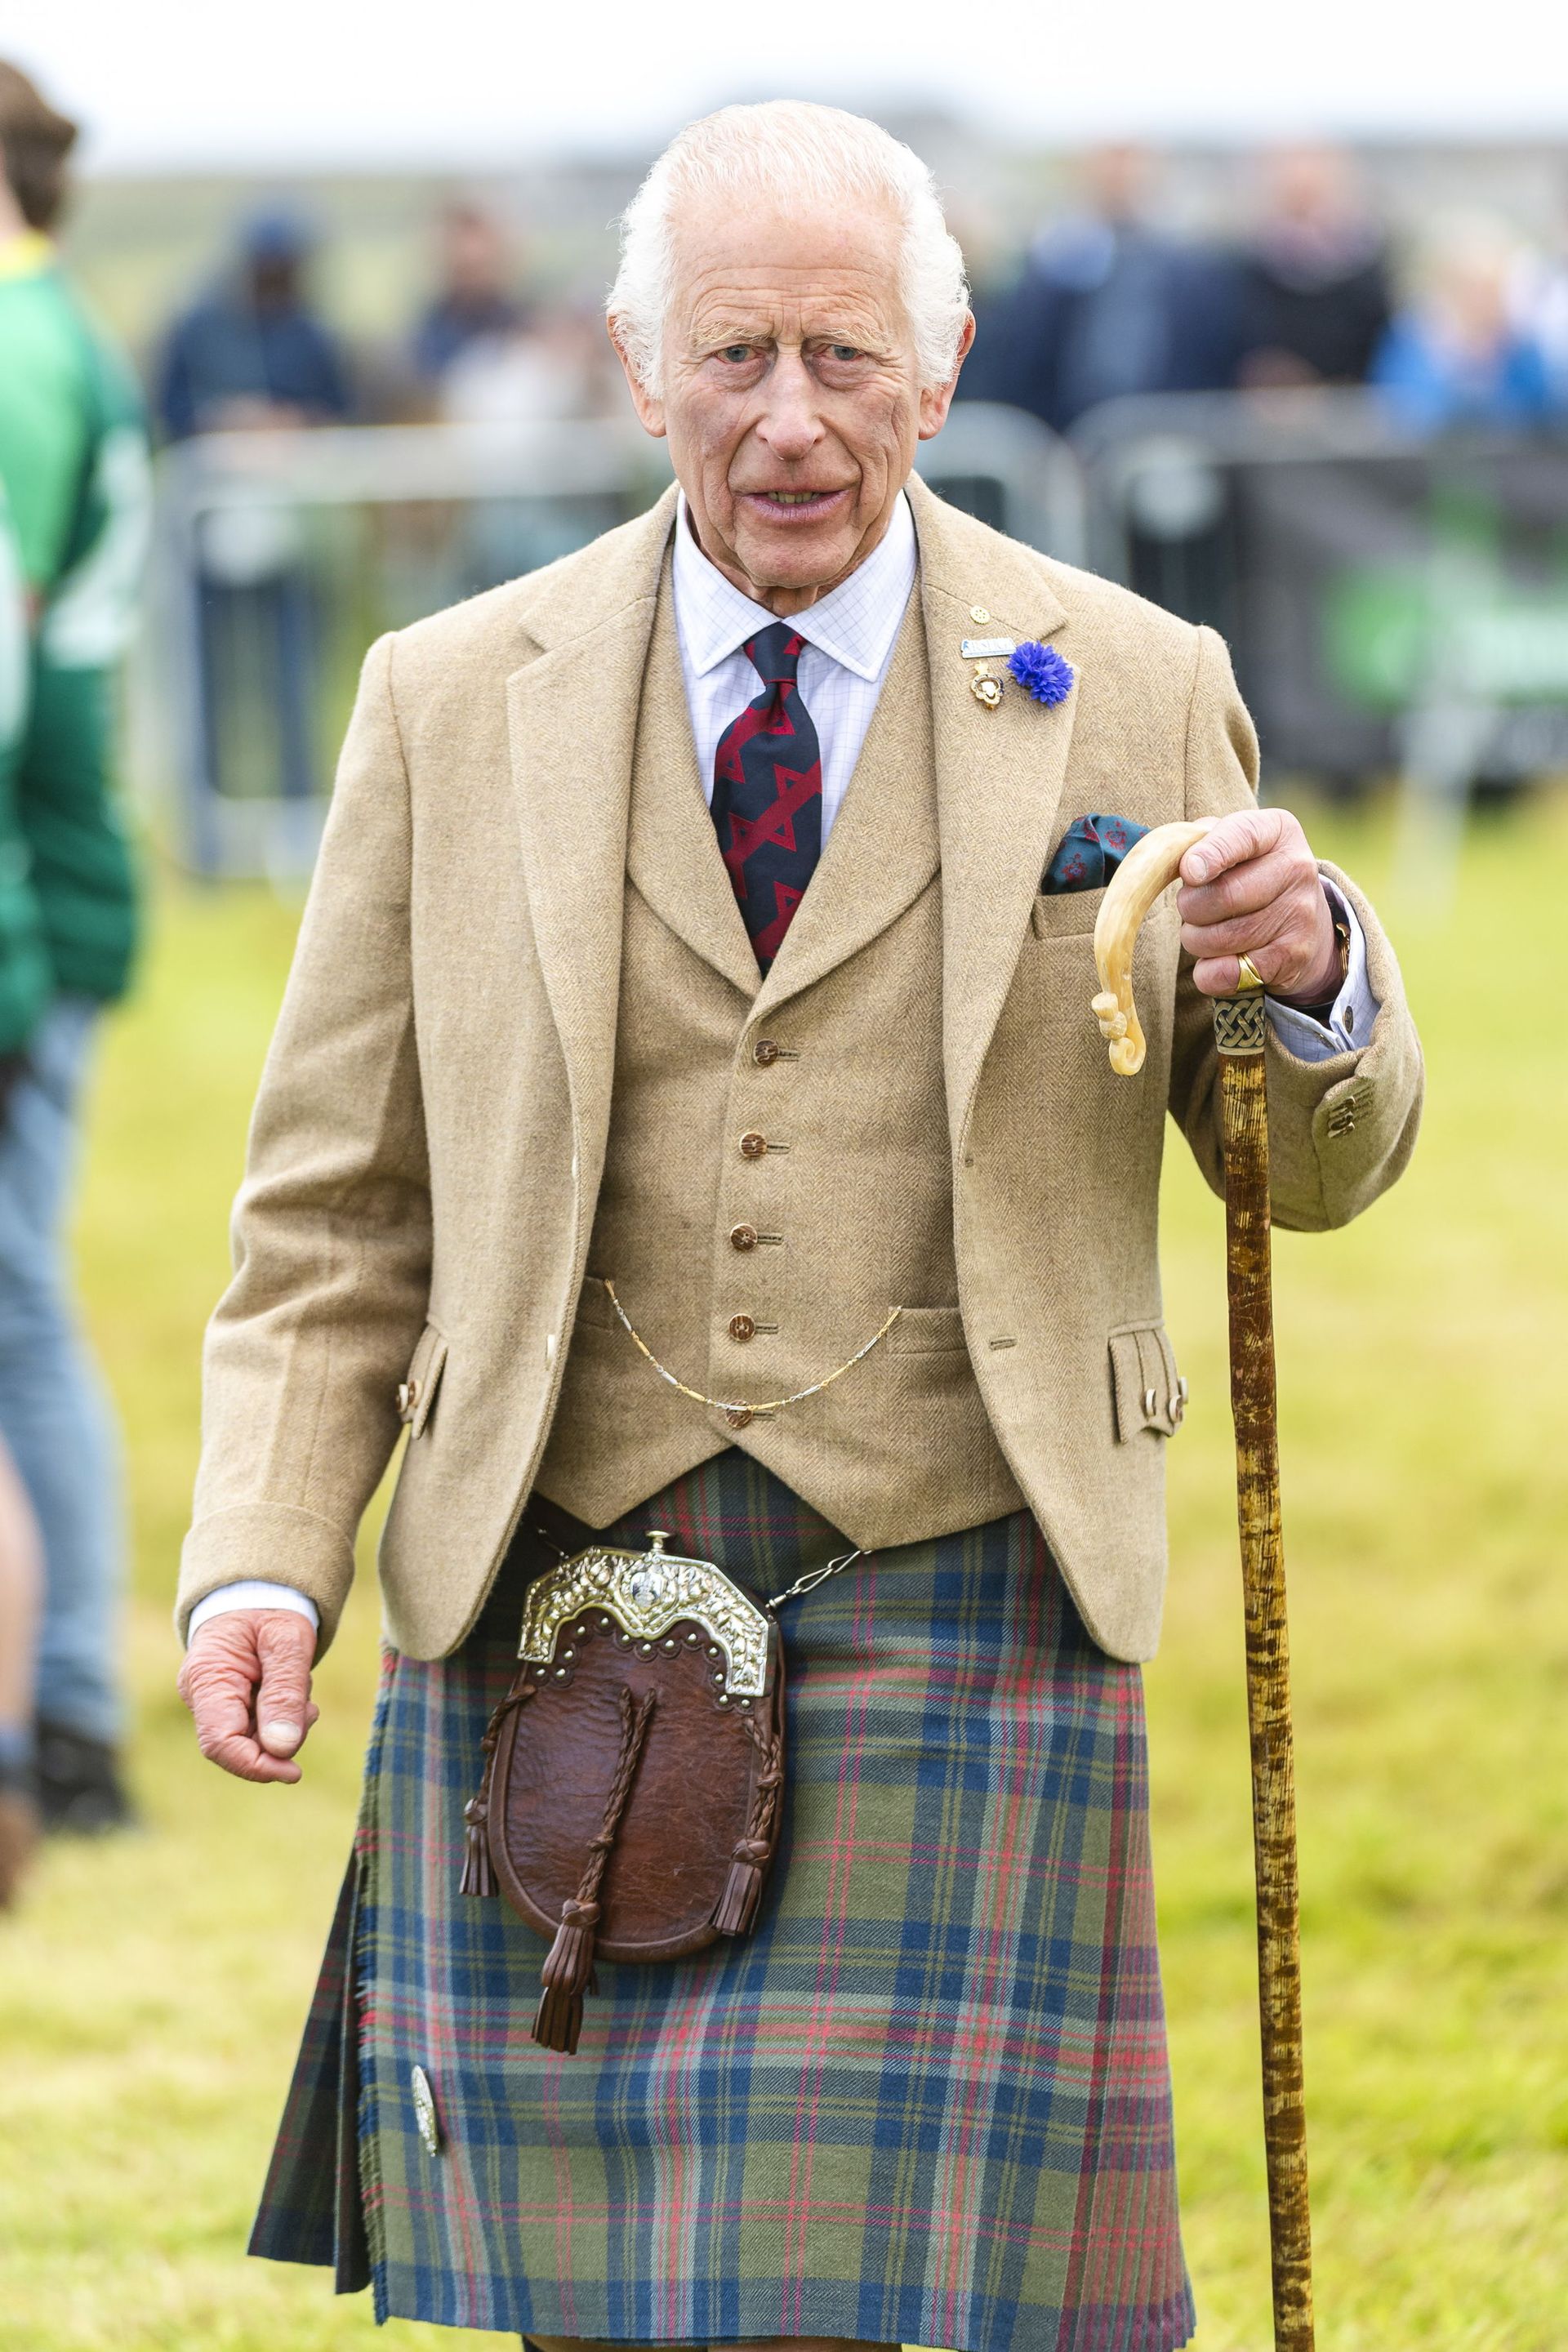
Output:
1166,625,1424,1231
176,633,431,1650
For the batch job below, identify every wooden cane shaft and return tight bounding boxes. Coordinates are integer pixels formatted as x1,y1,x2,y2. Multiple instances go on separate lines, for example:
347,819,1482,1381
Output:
1219,1040,1316,2352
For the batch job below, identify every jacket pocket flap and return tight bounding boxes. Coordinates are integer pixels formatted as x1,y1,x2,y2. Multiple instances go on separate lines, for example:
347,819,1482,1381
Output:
885,1305,969,1355
398,1321,449,1437
1108,1321,1184,1441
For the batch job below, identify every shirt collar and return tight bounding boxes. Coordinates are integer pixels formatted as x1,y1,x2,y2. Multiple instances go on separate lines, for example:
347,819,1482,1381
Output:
673,489,916,683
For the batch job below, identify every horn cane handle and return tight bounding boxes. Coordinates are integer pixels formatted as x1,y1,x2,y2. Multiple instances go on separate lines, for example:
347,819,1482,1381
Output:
1090,818,1218,1076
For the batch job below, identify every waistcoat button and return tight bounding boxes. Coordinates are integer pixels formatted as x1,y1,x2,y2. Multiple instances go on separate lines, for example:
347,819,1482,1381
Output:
738,1130,767,1160
752,1038,780,1067
728,1313,756,1343
729,1223,758,1252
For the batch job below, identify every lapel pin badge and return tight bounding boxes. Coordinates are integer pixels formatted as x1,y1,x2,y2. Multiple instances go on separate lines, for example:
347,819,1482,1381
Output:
960,623,1075,713
961,625,1017,711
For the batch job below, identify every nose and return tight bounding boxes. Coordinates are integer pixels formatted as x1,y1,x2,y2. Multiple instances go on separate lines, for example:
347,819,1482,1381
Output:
754,350,824,466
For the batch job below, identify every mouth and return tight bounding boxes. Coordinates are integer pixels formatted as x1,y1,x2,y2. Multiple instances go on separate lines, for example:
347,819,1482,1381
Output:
741,487,853,523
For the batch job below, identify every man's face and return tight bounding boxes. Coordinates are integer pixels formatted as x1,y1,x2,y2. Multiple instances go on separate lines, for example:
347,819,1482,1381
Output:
613,193,972,613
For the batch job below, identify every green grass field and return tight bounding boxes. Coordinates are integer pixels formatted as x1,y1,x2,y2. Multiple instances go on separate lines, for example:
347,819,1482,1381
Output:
1,799,1565,2350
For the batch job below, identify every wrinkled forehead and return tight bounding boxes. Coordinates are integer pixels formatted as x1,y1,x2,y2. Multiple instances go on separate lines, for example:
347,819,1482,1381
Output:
666,189,910,350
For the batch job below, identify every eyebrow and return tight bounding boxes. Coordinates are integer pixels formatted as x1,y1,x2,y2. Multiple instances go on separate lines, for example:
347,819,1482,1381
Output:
685,316,893,353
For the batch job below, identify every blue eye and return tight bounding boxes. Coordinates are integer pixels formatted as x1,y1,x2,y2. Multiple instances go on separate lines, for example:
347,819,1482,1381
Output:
829,345,862,362
719,345,753,363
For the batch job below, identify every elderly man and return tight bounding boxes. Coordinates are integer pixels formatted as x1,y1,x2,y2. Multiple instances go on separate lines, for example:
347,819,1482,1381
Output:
178,103,1421,2352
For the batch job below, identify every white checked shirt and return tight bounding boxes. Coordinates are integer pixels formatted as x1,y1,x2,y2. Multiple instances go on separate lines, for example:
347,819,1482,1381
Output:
189,494,1376,1647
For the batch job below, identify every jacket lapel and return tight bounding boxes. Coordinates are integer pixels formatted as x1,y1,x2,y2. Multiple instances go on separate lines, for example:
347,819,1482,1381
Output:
506,474,1080,1168
906,478,1078,1154
750,593,938,1021
506,488,678,1151
626,555,760,998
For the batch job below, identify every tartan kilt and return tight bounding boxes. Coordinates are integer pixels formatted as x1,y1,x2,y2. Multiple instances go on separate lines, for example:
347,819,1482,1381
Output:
252,1450,1194,2351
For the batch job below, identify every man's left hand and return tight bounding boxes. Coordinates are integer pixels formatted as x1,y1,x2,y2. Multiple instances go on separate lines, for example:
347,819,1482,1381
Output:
1178,808,1340,1006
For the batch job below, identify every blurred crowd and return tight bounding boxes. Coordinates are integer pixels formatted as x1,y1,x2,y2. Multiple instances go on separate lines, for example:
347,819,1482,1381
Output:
960,141,1568,435
140,138,1568,451
123,132,1568,862
152,196,626,445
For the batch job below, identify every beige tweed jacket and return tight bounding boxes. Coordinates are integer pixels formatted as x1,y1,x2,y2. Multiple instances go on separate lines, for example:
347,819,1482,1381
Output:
178,478,1423,1662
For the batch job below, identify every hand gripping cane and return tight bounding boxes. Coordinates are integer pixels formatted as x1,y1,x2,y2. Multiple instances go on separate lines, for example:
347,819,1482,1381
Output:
1089,818,1315,2352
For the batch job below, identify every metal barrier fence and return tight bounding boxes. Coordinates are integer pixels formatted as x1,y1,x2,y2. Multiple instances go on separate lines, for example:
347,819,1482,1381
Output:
1070,389,1568,899
140,403,1080,880
138,390,1568,892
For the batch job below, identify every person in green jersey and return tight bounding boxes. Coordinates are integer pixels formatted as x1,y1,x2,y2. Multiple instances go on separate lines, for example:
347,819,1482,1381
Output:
0,61,149,1833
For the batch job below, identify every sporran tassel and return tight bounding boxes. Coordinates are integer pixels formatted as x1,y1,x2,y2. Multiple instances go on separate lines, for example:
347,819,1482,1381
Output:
711,1838,769,1936
711,1720,783,1938
532,1896,600,2054
531,1686,657,2056
459,1680,534,1897
459,1796,497,1899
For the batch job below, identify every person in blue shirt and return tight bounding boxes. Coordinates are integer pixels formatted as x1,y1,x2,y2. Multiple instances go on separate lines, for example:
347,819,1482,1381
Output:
157,208,351,439
155,212,353,834
1373,221,1561,434
959,145,1243,434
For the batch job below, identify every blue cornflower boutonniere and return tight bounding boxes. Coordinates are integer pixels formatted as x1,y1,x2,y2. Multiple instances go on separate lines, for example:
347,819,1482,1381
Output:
1007,640,1075,706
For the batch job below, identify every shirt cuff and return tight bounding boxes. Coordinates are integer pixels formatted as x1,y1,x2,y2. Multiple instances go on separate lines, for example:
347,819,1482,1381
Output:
1265,881,1379,1063
186,1580,322,1646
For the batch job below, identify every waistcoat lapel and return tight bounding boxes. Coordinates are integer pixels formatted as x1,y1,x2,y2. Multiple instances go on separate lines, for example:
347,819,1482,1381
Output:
505,489,678,1153
907,478,1078,1155
749,593,938,1022
626,558,760,999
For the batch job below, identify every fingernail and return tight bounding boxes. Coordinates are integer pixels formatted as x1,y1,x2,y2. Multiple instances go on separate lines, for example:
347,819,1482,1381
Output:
1187,853,1211,880
261,1718,301,1749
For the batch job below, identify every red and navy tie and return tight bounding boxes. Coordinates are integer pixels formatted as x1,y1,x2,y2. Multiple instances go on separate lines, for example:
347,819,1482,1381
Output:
710,622,823,971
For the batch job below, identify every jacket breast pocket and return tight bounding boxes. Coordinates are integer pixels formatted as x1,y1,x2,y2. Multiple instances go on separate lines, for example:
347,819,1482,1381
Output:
1108,1321,1186,1441
1031,884,1108,940
397,1321,449,1437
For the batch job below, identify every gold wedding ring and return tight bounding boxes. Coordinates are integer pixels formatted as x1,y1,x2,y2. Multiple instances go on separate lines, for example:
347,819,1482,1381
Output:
1235,952,1266,992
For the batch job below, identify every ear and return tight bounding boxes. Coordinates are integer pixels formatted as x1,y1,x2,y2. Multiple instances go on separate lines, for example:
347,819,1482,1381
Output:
608,315,667,439
916,312,977,442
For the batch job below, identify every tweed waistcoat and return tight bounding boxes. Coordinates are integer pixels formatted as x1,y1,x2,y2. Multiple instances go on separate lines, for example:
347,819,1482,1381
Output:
534,564,1024,1542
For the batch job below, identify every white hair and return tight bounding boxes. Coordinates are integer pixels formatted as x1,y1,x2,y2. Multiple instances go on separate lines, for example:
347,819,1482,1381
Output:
608,100,970,394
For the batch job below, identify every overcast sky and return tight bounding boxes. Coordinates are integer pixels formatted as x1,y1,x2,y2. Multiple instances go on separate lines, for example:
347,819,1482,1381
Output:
3,0,1566,172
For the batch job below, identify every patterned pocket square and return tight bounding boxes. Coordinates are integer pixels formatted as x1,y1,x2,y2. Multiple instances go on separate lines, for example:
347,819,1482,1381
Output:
1041,813,1149,894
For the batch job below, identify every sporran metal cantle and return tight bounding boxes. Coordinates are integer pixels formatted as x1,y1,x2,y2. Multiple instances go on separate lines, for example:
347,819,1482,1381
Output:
1089,819,1315,2352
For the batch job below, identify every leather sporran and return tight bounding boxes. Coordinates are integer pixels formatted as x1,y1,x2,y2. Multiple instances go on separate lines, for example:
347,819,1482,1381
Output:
460,1529,789,2054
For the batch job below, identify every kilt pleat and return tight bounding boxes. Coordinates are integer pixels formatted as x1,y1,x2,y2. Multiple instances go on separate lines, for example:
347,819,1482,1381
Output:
252,1452,1194,2351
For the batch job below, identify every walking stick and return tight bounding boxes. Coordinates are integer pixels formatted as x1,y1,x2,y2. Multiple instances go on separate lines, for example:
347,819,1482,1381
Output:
1090,819,1315,2352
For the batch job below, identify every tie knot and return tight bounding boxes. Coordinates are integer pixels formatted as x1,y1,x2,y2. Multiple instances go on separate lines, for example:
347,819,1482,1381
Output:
744,623,806,686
